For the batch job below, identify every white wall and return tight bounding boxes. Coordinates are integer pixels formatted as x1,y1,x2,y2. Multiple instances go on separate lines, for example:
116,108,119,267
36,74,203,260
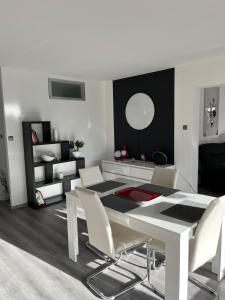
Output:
1,67,110,207
0,70,9,200
4,55,225,206
199,85,225,144
103,54,225,193
175,54,225,193
102,81,114,158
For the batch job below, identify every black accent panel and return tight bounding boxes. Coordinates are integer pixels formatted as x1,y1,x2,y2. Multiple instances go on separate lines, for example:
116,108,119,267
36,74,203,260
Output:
42,122,51,143
61,141,70,161
44,164,53,184
87,180,126,193
22,122,35,205
113,68,174,163
76,158,85,176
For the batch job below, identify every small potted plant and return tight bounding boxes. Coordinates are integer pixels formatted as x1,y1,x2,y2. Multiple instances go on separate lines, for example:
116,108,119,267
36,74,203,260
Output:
70,140,84,158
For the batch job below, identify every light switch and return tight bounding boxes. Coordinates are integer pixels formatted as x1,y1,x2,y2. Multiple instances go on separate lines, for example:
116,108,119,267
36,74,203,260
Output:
8,136,14,141
183,125,188,130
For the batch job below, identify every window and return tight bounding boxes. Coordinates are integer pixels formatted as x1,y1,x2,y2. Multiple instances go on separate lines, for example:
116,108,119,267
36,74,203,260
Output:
48,78,85,101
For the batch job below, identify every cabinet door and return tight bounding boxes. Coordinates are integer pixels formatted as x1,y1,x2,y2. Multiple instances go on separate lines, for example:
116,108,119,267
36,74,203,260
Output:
102,171,117,181
102,162,130,176
129,167,153,181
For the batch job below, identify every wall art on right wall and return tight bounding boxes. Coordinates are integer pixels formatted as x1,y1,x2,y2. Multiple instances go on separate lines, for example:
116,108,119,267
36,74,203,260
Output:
203,86,220,137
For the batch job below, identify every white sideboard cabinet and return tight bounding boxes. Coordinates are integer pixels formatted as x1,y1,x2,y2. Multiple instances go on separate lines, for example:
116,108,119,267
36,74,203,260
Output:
102,159,174,183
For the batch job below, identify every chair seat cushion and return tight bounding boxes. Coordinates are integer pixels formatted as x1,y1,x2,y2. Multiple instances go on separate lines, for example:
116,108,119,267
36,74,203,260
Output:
110,222,151,254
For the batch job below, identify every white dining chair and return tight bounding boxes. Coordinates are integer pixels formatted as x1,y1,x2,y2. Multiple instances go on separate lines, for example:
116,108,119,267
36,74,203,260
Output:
75,187,157,299
148,196,225,299
150,166,179,270
79,165,104,187
151,166,179,189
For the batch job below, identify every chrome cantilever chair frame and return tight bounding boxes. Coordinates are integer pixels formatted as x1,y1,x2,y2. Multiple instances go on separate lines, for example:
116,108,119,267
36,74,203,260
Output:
188,276,218,299
86,241,165,300
148,251,218,300
76,187,165,299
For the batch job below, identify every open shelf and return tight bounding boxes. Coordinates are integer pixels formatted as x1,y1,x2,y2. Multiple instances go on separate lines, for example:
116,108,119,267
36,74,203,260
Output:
35,174,79,188
34,157,84,167
22,121,85,208
45,195,65,206
32,140,69,146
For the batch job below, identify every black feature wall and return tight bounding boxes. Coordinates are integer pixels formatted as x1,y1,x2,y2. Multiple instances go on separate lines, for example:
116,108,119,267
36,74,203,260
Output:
113,68,174,163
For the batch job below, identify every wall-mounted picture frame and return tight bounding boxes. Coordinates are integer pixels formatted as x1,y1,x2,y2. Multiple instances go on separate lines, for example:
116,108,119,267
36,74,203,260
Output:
203,87,220,137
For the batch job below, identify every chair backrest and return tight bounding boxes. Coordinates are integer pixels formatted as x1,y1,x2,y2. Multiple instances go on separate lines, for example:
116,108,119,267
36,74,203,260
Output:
151,167,179,189
75,187,115,258
79,166,104,187
189,196,225,273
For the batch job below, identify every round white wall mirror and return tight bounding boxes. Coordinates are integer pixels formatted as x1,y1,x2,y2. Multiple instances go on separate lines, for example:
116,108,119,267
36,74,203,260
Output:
125,93,155,130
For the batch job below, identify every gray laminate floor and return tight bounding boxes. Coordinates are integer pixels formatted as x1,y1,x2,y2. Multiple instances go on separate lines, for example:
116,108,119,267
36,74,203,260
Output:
0,201,224,300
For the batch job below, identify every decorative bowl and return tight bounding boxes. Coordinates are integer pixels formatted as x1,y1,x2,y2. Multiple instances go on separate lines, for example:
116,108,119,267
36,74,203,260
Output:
72,151,81,158
41,154,56,162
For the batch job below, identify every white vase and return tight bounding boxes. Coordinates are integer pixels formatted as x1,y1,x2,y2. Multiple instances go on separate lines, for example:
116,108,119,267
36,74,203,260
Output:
53,128,59,141
72,151,81,158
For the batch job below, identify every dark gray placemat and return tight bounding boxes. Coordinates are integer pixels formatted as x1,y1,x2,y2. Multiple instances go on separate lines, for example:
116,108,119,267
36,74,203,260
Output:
88,180,126,193
160,204,205,223
100,194,140,213
139,183,179,196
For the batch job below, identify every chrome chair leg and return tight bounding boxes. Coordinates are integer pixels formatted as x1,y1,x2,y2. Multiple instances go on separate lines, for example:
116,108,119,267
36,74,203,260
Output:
86,240,146,262
146,244,165,299
86,242,148,299
145,246,218,300
151,249,166,270
85,241,111,262
152,249,156,269
189,275,219,299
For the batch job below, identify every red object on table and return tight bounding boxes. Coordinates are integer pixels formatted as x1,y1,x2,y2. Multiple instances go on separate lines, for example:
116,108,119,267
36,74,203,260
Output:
115,187,161,202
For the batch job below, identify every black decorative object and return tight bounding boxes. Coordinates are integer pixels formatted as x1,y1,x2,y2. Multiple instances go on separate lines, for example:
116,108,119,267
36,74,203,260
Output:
113,68,174,163
152,151,168,165
199,143,225,192
22,121,85,207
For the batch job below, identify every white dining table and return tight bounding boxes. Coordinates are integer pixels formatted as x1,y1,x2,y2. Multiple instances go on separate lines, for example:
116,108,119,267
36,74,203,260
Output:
66,177,225,300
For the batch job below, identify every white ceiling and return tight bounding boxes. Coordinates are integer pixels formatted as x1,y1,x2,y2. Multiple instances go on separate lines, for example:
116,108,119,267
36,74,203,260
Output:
0,0,225,80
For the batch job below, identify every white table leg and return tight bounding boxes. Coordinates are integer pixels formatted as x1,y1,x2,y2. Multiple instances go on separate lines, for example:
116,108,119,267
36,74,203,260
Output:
212,219,225,281
66,194,79,262
165,231,189,300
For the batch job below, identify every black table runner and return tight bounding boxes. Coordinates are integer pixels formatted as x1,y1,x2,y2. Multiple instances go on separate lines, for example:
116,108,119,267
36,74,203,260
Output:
87,180,126,193
160,204,206,223
139,183,179,196
100,194,140,213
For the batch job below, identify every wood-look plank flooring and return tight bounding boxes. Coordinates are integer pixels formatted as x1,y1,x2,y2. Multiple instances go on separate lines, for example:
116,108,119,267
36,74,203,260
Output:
0,201,224,300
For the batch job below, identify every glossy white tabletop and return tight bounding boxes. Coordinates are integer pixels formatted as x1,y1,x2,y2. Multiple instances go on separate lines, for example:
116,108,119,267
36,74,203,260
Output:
67,177,215,236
